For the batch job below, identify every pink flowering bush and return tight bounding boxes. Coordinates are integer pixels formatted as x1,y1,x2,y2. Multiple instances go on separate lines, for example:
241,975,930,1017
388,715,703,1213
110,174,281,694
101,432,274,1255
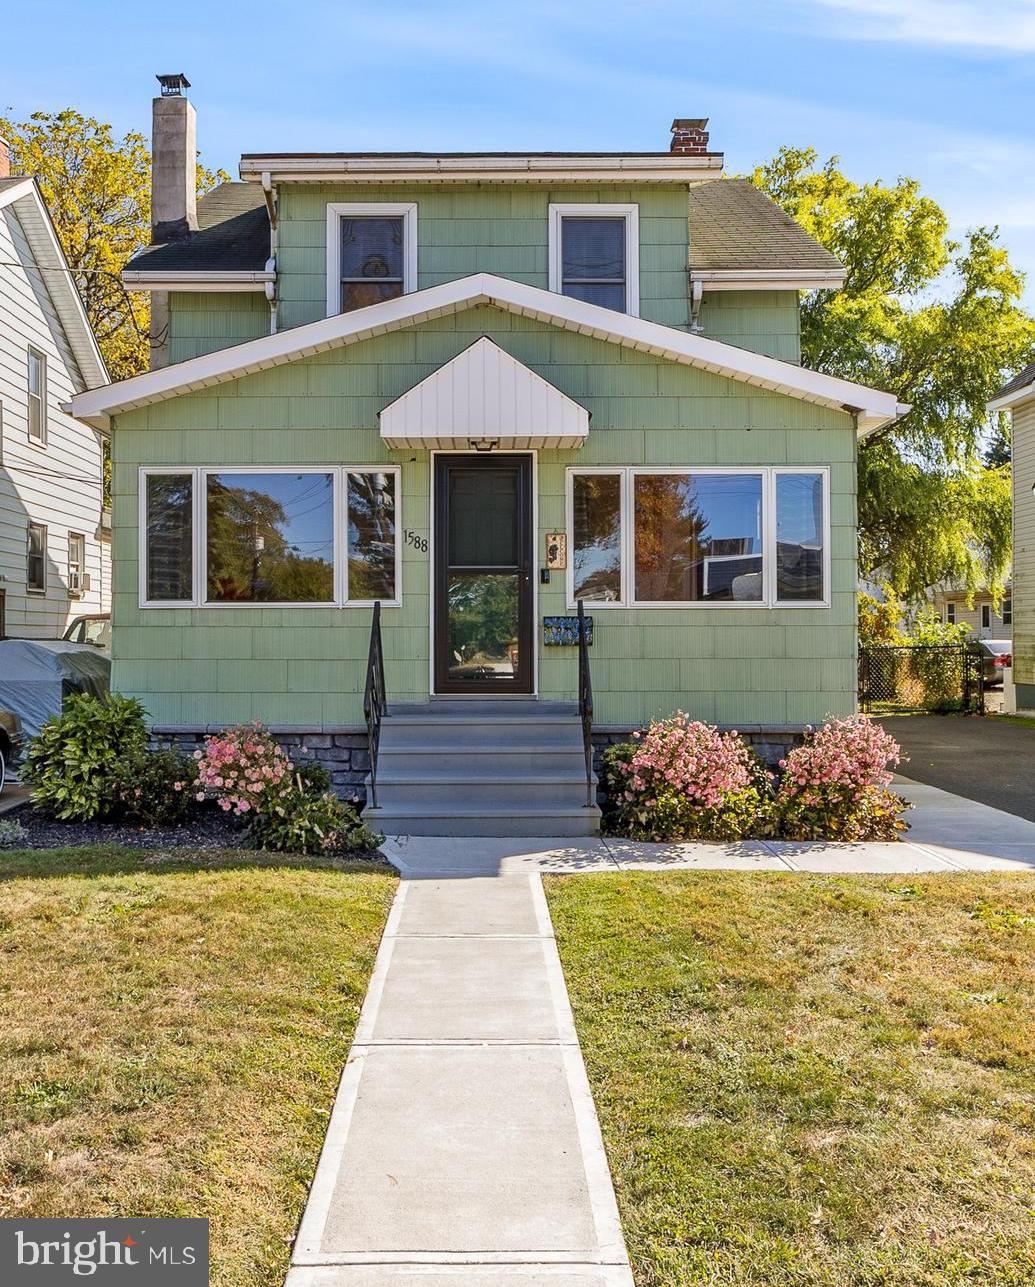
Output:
602,714,773,841
193,723,293,817
774,715,910,840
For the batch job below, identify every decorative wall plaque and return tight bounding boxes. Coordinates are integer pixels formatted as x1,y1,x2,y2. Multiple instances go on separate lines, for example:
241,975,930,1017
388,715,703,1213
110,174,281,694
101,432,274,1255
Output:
545,532,567,570
543,615,593,646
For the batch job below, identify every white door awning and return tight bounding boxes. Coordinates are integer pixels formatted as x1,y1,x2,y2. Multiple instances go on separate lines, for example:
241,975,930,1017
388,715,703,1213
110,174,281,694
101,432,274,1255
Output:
379,336,590,450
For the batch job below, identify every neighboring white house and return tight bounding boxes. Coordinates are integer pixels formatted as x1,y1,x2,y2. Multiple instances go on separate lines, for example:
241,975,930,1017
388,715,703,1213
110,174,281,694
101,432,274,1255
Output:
929,582,1012,640
0,163,110,638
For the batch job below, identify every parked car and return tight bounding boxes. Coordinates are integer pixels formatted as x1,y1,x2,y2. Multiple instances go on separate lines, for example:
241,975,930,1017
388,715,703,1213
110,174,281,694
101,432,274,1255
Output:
0,706,22,796
0,639,110,745
62,613,111,650
973,638,1012,687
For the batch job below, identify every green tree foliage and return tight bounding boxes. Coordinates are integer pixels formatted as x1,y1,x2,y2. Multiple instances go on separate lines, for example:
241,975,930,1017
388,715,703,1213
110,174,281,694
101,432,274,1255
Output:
751,147,1035,599
0,109,228,380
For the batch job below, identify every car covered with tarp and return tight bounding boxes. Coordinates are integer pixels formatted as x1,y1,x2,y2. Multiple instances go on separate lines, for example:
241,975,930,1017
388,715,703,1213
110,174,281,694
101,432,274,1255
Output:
0,639,111,747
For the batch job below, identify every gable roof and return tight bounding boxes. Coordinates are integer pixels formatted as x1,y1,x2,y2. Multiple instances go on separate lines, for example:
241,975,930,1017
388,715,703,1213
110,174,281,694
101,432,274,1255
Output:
123,182,271,286
379,336,589,450
989,360,1035,412
0,177,108,390
688,179,845,289
70,272,906,435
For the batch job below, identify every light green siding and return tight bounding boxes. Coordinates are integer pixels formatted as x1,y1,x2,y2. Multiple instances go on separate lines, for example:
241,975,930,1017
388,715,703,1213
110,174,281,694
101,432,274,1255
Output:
698,290,801,363
275,184,690,332
168,292,269,363
113,304,856,730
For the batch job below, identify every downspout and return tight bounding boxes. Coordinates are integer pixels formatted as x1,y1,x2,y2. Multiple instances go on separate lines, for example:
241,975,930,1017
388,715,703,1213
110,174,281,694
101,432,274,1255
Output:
262,170,278,334
690,277,704,333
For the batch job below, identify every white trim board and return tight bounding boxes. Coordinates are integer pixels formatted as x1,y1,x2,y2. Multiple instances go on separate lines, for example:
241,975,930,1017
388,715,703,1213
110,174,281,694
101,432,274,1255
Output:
70,273,905,435
122,269,275,292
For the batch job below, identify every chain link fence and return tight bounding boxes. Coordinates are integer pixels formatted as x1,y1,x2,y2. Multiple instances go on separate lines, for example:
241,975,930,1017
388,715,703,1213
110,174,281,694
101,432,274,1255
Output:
859,644,985,715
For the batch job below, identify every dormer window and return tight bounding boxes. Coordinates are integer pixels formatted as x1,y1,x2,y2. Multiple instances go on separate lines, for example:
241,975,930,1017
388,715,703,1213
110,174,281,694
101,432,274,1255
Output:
549,204,639,316
325,203,418,316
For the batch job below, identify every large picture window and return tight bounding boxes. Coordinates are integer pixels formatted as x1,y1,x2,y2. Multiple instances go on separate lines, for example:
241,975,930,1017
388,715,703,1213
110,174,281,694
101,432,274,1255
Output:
566,467,830,608
140,467,401,608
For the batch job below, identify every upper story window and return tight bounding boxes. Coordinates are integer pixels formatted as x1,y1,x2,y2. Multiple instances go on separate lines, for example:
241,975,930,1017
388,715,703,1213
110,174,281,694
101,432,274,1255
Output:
1003,595,1012,627
549,204,639,316
981,603,992,631
325,203,418,316
946,601,957,625
27,522,47,593
27,347,47,444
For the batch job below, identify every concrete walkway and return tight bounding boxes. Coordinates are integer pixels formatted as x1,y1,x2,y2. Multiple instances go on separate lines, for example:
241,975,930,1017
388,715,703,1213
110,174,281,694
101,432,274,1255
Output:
286,870,634,1286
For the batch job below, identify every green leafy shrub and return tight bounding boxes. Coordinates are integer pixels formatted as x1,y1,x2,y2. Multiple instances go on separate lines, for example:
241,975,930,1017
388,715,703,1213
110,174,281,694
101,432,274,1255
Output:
601,716,773,841
115,749,199,827
249,776,381,855
23,694,148,821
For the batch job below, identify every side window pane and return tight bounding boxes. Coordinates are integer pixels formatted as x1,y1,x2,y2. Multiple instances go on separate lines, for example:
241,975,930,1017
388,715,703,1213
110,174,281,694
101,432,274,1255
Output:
27,523,47,592
347,470,397,601
340,217,404,312
561,218,626,313
206,472,334,603
634,473,763,602
776,472,825,602
572,474,622,602
146,473,194,602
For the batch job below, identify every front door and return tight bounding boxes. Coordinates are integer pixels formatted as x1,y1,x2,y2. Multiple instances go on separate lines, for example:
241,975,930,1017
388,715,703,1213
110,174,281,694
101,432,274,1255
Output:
434,454,533,694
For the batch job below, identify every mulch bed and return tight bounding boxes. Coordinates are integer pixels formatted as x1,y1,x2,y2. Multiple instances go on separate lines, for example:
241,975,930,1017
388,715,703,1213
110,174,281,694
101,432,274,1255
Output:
1,802,383,862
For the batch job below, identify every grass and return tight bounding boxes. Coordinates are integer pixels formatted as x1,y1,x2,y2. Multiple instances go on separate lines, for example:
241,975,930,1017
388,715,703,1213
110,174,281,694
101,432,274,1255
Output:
0,846,396,1285
546,871,1035,1287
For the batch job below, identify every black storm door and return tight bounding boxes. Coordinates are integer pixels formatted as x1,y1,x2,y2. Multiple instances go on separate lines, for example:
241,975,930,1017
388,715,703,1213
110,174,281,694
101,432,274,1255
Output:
434,455,534,694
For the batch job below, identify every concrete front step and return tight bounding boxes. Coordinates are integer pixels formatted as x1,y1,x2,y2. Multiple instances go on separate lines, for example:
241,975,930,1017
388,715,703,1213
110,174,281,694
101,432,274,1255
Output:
374,772,595,809
379,746,590,773
365,804,601,837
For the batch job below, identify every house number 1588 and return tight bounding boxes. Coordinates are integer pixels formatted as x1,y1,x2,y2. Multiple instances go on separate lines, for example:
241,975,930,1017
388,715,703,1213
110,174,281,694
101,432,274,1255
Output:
405,530,428,553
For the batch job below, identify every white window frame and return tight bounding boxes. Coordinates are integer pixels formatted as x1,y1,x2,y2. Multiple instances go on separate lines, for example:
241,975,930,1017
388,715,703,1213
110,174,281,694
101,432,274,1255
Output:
946,601,957,625
27,347,47,445
325,203,418,318
67,531,86,580
1003,595,1012,627
139,466,402,609
26,521,47,594
565,465,831,609
981,603,992,631
548,203,640,317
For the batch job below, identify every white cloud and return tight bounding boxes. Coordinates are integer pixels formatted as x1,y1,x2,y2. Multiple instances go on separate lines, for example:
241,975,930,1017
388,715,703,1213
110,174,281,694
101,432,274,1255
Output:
807,0,1035,52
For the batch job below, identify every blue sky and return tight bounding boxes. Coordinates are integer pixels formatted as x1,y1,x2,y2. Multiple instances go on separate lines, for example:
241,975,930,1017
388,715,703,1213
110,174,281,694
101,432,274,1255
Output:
3,0,1034,304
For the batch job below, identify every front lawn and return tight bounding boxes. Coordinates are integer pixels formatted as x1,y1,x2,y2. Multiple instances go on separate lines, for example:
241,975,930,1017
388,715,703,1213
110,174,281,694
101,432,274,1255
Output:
547,872,1035,1287
0,847,396,1285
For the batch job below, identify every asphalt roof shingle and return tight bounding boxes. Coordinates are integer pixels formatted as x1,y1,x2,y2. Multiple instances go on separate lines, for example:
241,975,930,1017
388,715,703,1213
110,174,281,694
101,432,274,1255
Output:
126,182,268,273
995,360,1035,401
688,177,843,274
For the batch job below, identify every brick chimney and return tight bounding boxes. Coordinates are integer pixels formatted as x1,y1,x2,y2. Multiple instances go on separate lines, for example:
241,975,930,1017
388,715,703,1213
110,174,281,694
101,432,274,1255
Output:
0,137,11,179
151,73,198,243
670,118,710,155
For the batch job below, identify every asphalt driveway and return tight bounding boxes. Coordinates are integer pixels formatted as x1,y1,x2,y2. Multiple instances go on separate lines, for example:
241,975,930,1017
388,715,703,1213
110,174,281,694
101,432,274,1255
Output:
880,715,1035,822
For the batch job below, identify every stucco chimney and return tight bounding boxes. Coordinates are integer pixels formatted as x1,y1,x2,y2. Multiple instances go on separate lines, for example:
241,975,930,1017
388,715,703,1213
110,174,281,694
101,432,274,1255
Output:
151,73,198,243
0,137,11,179
670,118,710,155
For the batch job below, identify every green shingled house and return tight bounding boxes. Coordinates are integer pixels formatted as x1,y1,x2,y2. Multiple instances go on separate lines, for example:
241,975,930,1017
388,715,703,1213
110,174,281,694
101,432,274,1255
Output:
71,82,904,834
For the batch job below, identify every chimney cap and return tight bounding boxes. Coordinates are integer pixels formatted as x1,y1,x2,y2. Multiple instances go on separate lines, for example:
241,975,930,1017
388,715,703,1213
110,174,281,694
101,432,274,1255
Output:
156,73,191,96
671,118,708,131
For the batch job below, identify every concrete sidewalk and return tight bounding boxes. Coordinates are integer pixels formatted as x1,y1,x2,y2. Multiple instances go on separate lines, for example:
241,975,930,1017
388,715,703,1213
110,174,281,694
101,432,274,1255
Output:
381,778,1035,877
286,873,634,1286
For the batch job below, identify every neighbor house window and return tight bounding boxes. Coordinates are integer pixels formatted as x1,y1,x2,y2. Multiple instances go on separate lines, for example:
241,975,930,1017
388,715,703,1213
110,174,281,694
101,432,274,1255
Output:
325,203,418,316
566,467,829,608
549,204,639,315
1003,595,1012,627
67,532,86,592
946,602,957,624
141,467,403,608
345,470,399,603
27,348,46,443
206,471,335,604
26,522,47,593
143,472,195,604
981,603,992,630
